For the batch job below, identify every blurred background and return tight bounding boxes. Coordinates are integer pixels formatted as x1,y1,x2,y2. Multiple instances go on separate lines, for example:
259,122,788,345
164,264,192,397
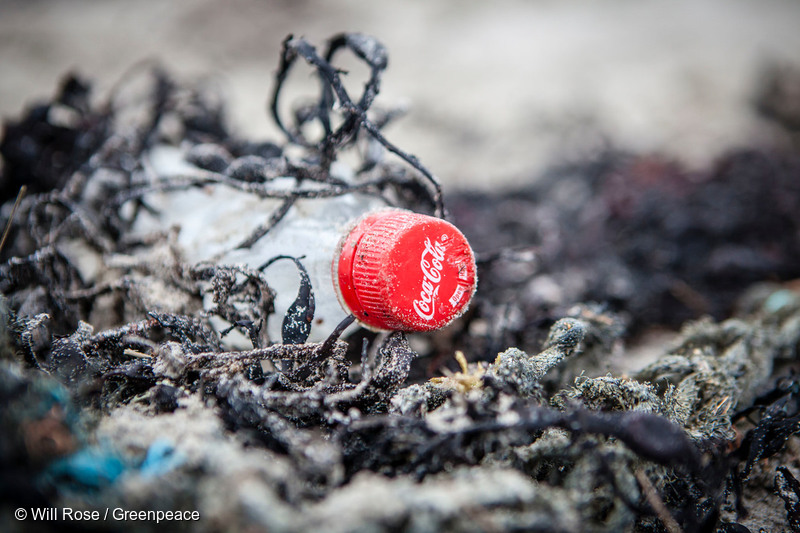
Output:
1,0,799,188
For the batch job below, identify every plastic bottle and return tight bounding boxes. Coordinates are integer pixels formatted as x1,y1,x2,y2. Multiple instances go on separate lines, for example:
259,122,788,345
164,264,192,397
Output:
132,145,476,345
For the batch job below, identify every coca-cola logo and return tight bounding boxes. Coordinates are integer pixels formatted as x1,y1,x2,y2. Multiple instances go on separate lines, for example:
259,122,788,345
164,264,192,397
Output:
413,236,447,321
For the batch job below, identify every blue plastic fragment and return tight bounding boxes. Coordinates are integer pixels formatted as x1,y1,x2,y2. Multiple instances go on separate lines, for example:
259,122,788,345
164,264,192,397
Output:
139,439,185,477
45,447,126,489
765,289,797,313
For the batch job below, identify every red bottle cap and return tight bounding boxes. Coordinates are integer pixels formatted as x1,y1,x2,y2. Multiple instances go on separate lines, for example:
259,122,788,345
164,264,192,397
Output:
334,209,477,331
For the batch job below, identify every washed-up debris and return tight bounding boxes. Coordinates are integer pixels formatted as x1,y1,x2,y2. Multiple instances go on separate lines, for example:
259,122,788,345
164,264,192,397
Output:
3,33,800,532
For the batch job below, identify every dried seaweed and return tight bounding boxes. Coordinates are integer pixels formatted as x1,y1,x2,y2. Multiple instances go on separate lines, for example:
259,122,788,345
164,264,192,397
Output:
2,33,800,533
449,147,800,364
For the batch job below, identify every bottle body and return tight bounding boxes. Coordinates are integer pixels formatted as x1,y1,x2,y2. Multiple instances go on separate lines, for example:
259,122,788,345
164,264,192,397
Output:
132,145,386,345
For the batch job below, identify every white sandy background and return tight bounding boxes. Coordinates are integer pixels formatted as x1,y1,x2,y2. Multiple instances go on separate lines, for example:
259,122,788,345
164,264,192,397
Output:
1,0,799,188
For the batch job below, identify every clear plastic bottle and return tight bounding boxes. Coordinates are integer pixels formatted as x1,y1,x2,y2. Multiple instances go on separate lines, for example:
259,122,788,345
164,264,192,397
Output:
132,145,476,345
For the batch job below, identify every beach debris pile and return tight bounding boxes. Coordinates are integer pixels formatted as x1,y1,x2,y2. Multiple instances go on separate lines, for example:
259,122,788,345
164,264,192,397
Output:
2,34,800,532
